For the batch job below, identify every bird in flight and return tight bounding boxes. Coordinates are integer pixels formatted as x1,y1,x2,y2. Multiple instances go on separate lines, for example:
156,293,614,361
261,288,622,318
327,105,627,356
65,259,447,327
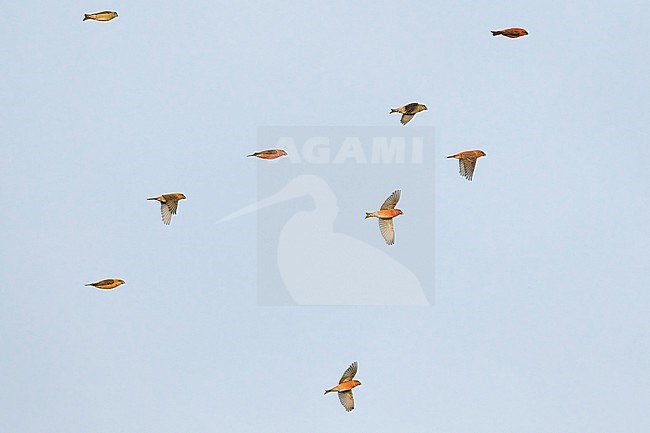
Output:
324,362,362,412
85,279,125,290
83,11,118,22
365,190,403,245
389,102,427,125
491,28,528,38
447,150,486,181
247,149,287,160
147,193,186,225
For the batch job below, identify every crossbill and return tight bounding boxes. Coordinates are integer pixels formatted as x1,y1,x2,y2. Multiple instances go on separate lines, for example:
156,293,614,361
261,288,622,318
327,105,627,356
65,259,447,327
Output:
147,193,186,225
324,362,362,412
390,102,427,125
83,11,119,22
247,149,287,160
491,28,528,38
85,279,125,290
365,190,402,245
447,150,486,181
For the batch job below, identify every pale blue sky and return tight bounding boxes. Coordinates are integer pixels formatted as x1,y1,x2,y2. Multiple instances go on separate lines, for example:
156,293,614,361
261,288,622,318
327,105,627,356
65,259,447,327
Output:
1,1,649,432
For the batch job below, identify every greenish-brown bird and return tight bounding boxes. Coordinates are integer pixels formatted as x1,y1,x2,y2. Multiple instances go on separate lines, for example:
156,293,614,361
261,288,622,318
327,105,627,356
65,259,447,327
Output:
390,102,428,125
148,193,186,225
85,279,125,290
83,11,118,22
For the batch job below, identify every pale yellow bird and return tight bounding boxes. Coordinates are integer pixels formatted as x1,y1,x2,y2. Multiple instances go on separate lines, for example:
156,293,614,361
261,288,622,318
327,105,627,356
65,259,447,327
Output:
324,362,362,412
390,102,427,125
85,279,125,290
365,190,402,245
83,11,118,22
147,193,186,225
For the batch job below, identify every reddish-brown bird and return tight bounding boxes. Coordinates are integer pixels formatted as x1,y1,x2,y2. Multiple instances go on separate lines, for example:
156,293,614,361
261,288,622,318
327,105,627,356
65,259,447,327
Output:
365,190,402,245
491,27,528,38
324,362,362,412
447,150,486,181
247,149,287,160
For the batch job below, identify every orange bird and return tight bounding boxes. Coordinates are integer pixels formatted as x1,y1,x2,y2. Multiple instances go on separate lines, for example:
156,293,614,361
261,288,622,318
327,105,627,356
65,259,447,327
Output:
85,279,125,290
147,193,186,225
324,362,362,412
247,149,287,159
447,150,486,181
491,27,528,38
365,190,402,245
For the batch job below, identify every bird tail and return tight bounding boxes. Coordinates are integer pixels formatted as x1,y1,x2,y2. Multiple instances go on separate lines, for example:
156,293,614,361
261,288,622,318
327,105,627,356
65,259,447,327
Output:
83,14,90,21
84,283,92,286
365,212,372,219
147,197,157,201
446,155,455,158
246,153,255,157
324,389,334,395
491,31,500,36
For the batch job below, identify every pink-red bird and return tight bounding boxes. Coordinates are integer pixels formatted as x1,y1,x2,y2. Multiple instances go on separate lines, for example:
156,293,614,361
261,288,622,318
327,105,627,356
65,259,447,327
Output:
365,190,402,245
324,362,362,412
491,27,528,38
447,150,486,181
247,149,287,160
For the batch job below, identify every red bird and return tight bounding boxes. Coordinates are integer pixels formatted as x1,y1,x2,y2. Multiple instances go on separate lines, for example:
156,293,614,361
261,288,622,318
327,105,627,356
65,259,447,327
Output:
365,190,403,245
491,28,528,38
247,149,287,160
324,362,362,412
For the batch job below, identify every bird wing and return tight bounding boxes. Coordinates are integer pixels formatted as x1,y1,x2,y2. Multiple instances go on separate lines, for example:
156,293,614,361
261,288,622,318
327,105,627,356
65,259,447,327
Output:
167,198,180,215
459,157,477,181
339,361,358,383
381,190,401,210
161,203,173,225
338,390,355,412
400,114,414,125
378,218,395,245
403,103,419,113
96,279,115,286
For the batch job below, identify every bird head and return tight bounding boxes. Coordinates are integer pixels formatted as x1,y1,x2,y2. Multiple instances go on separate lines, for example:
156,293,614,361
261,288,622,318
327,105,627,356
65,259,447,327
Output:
396,209,404,216
421,104,428,111
523,29,529,35
477,150,486,157
117,279,126,285
278,149,288,156
178,193,187,200
353,380,362,386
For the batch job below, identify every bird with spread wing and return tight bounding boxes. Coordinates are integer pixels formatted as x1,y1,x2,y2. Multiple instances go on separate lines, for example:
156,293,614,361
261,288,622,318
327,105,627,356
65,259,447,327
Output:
324,362,362,412
365,190,403,245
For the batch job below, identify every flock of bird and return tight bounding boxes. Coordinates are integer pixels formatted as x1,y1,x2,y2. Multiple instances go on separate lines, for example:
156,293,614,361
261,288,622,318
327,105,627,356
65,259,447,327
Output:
82,10,528,412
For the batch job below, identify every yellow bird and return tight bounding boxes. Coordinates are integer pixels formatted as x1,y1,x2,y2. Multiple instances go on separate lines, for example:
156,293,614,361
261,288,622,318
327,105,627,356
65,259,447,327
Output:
148,193,186,225
85,279,125,290
83,11,118,22
390,102,427,125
